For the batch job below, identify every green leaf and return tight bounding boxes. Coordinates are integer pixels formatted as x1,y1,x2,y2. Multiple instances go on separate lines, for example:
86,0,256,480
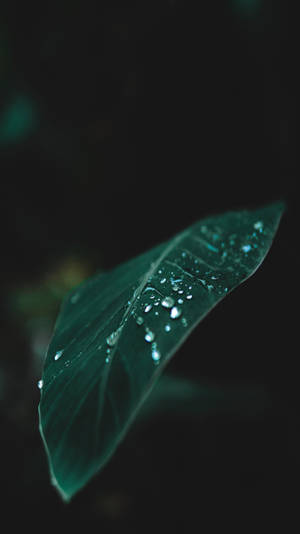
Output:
38,202,285,501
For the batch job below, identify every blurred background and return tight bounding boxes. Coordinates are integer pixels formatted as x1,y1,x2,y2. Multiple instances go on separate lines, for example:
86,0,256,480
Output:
0,0,298,530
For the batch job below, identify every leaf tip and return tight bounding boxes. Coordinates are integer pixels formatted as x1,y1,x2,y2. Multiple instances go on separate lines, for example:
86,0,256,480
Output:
273,198,287,214
50,473,72,503
253,199,286,231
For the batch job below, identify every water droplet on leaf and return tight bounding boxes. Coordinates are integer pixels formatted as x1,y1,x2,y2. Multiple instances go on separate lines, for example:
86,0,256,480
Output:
106,327,122,347
170,306,182,319
151,343,161,363
145,328,155,342
161,296,175,308
181,317,188,327
54,349,64,361
71,293,79,304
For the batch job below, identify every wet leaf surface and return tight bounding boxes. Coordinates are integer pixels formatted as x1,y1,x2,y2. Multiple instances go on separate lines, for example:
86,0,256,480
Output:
39,202,284,500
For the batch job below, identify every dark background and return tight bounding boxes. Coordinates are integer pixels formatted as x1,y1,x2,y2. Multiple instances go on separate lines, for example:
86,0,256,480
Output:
0,0,298,531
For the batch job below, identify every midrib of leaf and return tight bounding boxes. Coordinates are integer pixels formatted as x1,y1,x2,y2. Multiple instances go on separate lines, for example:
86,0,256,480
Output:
96,228,190,430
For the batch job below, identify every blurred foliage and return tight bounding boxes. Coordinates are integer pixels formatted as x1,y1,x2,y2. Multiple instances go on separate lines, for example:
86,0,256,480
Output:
4,256,93,383
0,93,38,145
9,256,93,321
232,0,262,16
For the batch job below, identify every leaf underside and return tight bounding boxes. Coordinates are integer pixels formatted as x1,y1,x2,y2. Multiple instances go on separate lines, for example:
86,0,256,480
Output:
38,202,284,500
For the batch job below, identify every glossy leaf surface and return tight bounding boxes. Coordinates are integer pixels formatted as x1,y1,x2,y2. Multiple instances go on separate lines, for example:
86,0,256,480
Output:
39,202,284,500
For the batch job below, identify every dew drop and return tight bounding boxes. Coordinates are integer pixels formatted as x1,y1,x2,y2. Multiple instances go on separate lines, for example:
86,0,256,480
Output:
37,379,43,390
186,295,192,300
54,349,64,361
242,244,251,253
172,284,179,292
164,324,171,332
254,221,263,230
105,357,110,364
160,278,167,284
106,327,122,347
170,306,182,319
144,304,152,313
177,298,184,304
181,317,188,327
161,296,175,308
151,343,161,363
145,328,155,342
136,316,144,325
207,285,214,291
